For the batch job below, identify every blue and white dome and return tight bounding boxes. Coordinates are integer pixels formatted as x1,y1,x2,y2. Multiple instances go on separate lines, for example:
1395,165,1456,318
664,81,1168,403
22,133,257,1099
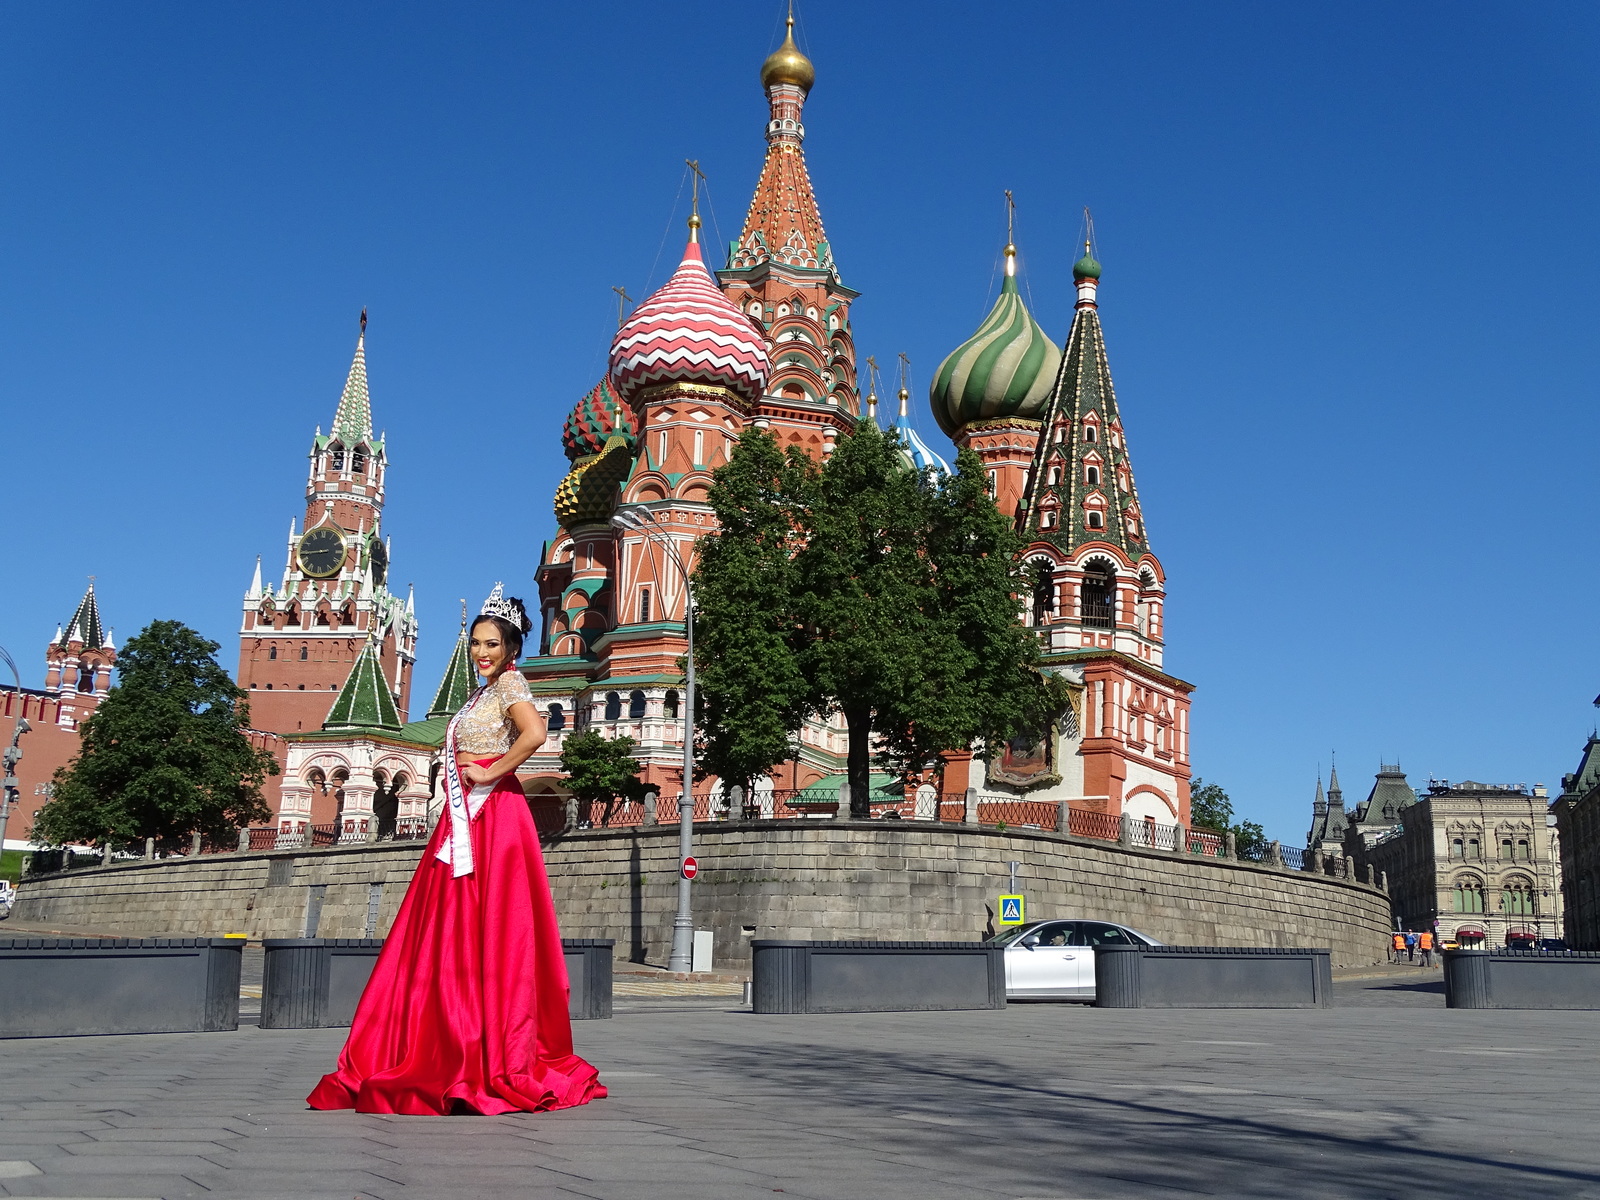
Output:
892,386,950,476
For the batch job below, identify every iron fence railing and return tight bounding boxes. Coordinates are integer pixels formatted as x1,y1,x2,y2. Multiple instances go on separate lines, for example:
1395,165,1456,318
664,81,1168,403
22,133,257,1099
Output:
21,792,1309,876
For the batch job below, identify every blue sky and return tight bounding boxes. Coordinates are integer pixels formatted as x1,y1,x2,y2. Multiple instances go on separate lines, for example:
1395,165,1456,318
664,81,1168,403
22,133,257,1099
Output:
3,3,1597,842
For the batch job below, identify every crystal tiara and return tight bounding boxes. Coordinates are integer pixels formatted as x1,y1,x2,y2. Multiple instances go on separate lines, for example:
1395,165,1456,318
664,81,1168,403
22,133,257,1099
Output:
478,582,530,632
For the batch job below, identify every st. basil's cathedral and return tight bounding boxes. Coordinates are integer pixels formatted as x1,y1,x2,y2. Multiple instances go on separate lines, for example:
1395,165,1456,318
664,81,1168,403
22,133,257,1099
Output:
15,18,1193,845
519,19,1193,829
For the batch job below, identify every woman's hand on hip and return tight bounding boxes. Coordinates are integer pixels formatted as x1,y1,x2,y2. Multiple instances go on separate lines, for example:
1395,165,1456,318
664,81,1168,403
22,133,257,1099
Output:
461,763,499,788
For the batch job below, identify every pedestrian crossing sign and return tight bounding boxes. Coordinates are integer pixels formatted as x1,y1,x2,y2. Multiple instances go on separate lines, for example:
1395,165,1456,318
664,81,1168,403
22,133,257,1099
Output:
998,895,1025,925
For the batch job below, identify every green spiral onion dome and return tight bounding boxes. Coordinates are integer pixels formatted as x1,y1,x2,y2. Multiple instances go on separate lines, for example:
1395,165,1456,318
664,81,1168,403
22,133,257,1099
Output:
562,377,638,461
929,269,1061,439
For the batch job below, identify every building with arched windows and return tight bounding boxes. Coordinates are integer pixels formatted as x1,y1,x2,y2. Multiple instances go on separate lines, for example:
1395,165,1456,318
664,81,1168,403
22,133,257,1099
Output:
1358,778,1561,947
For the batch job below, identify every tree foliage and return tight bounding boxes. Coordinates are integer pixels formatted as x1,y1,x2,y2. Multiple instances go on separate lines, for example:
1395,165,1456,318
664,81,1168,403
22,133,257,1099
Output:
1189,776,1269,859
32,620,276,849
693,428,813,793
559,729,645,822
694,423,1063,818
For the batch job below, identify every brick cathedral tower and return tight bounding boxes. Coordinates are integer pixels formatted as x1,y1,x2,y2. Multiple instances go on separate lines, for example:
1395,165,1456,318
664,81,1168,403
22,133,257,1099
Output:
717,12,859,453
237,314,418,738
1015,245,1193,824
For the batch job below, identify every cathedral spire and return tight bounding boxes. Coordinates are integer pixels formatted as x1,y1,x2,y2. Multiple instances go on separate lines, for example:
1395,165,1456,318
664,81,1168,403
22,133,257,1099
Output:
729,13,831,278
331,312,373,446
1022,245,1151,563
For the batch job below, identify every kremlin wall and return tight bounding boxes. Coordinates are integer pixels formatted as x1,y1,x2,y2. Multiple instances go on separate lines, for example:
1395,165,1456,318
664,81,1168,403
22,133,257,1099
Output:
9,22,1394,961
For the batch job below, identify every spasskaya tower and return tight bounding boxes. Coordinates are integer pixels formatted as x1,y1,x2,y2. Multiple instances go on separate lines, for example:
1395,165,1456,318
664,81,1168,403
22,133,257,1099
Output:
238,312,418,736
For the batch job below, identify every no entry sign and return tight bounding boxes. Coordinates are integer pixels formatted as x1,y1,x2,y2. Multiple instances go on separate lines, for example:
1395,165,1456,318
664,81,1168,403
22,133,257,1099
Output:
681,856,699,880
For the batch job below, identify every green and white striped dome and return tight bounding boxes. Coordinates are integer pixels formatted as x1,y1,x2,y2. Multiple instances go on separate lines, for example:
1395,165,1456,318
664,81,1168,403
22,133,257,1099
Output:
930,268,1060,438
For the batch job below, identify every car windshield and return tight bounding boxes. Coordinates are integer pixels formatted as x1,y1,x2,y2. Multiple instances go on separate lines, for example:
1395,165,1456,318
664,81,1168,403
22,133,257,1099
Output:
985,925,1039,946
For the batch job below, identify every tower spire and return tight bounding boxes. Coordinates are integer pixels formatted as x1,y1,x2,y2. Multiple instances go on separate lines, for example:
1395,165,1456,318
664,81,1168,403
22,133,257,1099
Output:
1003,190,1017,278
685,158,706,243
1023,244,1148,560
331,312,373,445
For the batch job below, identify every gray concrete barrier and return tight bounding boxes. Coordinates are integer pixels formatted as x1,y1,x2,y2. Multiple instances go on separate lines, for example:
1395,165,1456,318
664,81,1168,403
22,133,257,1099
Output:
1443,948,1600,1009
751,940,1005,1014
261,937,616,1027
564,938,614,1021
1094,945,1332,1008
260,938,384,1029
0,937,243,1038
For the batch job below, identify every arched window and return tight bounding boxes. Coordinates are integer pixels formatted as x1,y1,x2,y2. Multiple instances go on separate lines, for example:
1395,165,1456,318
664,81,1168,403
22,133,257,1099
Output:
300,646,309,661
1084,425,1097,443
351,450,367,475
1031,563,1055,626
1453,879,1486,913
604,692,621,720
639,588,651,623
1086,465,1100,485
1466,838,1481,859
269,645,277,661
1516,838,1531,860
1048,466,1060,485
77,668,94,692
546,703,565,731
330,446,345,471
664,689,680,720
1501,881,1536,916
1041,511,1055,529
628,690,647,719
1086,511,1104,530
1450,837,1464,860
1081,560,1117,629
1499,838,1514,860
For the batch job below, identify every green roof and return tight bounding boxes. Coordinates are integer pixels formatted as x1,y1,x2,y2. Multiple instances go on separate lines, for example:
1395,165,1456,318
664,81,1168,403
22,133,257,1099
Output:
323,636,402,732
793,772,903,804
1073,253,1102,280
426,624,475,719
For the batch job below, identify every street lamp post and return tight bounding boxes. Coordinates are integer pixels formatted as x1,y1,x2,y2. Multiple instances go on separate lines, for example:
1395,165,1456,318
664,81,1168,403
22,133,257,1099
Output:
612,506,696,973
0,646,32,857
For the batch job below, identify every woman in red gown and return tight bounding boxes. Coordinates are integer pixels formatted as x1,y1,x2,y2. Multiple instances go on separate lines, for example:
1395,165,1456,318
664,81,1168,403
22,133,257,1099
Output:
308,586,606,1115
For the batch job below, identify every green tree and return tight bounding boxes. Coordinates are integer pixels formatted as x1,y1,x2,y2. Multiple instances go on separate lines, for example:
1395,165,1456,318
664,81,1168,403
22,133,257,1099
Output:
693,422,1062,819
559,729,645,824
694,427,814,794
32,620,277,849
1189,776,1269,859
874,446,1070,779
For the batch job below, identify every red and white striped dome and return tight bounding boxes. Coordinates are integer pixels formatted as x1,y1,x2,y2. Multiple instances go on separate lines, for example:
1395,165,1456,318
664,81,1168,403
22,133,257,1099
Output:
610,239,770,405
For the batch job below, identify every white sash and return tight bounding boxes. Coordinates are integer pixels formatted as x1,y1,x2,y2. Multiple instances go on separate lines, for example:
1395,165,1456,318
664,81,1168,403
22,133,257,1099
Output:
434,687,493,878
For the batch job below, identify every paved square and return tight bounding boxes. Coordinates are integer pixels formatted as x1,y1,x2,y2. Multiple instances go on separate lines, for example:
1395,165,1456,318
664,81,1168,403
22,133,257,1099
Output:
1,978,1596,1199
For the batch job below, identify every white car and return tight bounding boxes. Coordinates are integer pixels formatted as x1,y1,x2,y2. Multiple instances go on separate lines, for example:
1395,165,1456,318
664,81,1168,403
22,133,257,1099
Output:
989,919,1163,1001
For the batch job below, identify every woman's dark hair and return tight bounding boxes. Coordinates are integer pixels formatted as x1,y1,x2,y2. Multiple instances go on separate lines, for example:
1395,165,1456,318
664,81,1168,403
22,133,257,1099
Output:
471,596,532,664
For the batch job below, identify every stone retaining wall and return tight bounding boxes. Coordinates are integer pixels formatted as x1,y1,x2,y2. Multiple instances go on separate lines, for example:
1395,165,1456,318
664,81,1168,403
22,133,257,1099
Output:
11,822,1393,969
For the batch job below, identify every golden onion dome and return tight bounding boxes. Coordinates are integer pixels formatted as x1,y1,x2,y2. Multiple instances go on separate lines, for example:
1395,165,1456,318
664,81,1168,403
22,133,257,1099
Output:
760,16,814,94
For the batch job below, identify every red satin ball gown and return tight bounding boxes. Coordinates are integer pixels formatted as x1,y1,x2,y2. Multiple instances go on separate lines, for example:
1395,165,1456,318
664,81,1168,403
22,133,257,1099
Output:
307,754,606,1115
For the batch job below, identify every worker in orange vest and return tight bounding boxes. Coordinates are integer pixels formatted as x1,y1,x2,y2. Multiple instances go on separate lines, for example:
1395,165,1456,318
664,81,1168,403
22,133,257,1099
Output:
1419,929,1435,967
1390,932,1406,963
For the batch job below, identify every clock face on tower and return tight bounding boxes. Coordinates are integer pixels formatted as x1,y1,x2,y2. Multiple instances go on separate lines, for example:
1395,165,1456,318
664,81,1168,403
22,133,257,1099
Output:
297,526,347,578
369,537,388,585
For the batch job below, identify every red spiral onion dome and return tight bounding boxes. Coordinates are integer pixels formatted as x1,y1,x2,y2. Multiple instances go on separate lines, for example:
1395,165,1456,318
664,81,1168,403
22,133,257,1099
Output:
609,238,770,406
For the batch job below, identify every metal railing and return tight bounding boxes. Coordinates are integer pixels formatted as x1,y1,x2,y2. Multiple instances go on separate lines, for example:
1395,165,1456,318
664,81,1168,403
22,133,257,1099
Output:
21,795,1298,875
